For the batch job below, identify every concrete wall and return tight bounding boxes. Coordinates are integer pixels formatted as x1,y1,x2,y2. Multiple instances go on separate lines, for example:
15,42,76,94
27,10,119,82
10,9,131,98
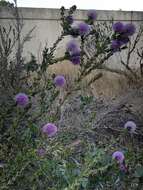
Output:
0,7,143,98
0,7,143,57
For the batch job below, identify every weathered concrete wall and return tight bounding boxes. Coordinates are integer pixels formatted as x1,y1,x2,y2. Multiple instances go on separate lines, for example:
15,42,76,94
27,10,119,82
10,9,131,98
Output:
0,7,143,57
0,7,143,98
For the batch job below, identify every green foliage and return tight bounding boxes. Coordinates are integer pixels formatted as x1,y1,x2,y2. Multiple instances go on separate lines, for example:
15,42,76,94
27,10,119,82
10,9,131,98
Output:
1,128,143,190
24,54,39,72
80,95,93,105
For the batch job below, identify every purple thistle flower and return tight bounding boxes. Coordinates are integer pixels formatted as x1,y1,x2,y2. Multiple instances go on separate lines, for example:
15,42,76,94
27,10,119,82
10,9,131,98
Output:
37,148,46,157
70,50,80,65
123,23,136,36
112,151,125,163
111,40,122,51
15,93,29,107
66,15,74,24
78,22,90,36
87,10,97,20
42,123,58,137
69,48,81,56
124,121,137,133
67,41,81,65
66,40,80,54
113,22,124,33
54,75,66,87
70,53,81,65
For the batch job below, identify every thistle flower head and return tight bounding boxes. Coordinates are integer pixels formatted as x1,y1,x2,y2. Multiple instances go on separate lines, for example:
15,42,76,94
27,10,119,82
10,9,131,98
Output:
54,75,66,87
123,23,136,36
42,123,58,137
65,15,74,24
15,93,29,107
124,121,137,133
77,22,90,36
87,10,97,20
113,22,124,33
70,55,80,65
111,40,122,51
37,148,46,157
66,40,80,54
112,151,125,163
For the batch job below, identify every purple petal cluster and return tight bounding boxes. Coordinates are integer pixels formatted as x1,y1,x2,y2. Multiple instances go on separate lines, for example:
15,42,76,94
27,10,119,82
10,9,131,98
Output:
124,121,137,133
70,54,80,65
87,10,97,20
112,151,127,173
54,75,66,87
77,22,90,36
112,22,135,51
66,40,80,54
112,151,125,163
15,93,29,107
37,148,46,157
123,23,136,36
113,22,124,33
65,15,74,24
42,123,58,137
113,22,136,36
66,40,81,65
111,40,122,51
111,37,129,51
